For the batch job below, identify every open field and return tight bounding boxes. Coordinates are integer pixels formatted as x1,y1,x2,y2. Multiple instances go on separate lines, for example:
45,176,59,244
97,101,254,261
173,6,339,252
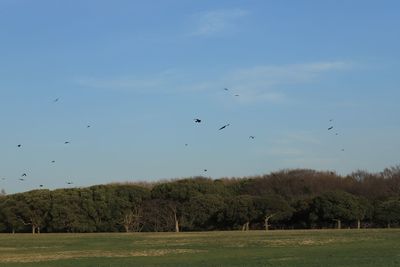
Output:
0,229,399,267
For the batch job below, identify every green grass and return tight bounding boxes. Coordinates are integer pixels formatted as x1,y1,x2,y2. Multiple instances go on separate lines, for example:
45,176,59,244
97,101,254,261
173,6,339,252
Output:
0,229,399,267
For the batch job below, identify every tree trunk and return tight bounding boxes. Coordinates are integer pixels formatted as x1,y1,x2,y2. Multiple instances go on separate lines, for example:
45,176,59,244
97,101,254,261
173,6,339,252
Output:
37,227,40,234
124,225,130,233
174,213,179,233
388,222,391,229
12,228,15,234
32,225,36,234
333,219,341,229
242,221,250,231
357,219,361,229
265,214,276,231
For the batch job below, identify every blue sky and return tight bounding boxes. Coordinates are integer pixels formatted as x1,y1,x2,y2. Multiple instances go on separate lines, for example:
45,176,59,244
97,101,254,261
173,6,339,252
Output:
1,0,400,193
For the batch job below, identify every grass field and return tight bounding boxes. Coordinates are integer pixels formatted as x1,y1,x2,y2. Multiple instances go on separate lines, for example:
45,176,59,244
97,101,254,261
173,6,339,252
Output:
0,229,399,267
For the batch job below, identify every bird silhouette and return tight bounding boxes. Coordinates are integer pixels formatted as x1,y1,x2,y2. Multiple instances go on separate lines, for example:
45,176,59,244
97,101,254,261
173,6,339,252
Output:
185,144,188,146
19,178,25,181
51,160,56,163
224,88,229,91
87,125,91,128
66,182,73,185
54,98,59,102
328,126,333,130
1,178,5,181
249,136,255,139
17,144,22,148
234,94,240,97
21,173,27,177
39,185,43,188
219,124,230,130
204,169,207,172
64,141,70,144
194,118,201,123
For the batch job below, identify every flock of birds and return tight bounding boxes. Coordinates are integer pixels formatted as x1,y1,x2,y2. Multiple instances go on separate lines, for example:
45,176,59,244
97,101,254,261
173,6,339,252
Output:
1,87,345,190
2,97,79,188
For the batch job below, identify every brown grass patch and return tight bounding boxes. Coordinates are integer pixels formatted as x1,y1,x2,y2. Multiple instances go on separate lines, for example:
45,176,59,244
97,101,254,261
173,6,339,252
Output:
0,248,206,263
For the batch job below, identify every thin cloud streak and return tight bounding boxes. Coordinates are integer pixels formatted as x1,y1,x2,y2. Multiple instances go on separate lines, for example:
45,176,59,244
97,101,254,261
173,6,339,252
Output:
274,131,322,146
191,8,249,36
76,61,354,103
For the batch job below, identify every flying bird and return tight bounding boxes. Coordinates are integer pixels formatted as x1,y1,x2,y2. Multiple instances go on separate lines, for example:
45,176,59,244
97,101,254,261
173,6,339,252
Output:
328,126,333,130
64,141,70,144
249,136,255,139
219,124,230,130
329,119,334,122
19,178,25,181
87,125,91,128
17,144,22,148
234,94,240,97
1,178,5,181
224,88,229,91
21,173,27,177
51,160,56,163
194,118,201,123
341,149,345,152
185,144,188,146
66,182,73,185
39,185,43,188
53,98,59,102
204,169,207,172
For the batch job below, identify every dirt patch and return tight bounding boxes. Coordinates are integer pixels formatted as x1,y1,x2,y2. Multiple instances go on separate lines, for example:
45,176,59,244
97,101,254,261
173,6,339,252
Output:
0,247,18,251
0,249,206,263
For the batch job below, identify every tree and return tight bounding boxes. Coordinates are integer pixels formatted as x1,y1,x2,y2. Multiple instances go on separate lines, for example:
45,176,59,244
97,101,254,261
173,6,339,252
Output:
50,189,91,233
310,191,362,229
141,199,177,232
120,207,143,232
181,194,225,231
353,197,373,229
14,190,51,234
253,194,293,231
111,185,149,232
218,195,256,231
375,199,400,228
0,196,25,233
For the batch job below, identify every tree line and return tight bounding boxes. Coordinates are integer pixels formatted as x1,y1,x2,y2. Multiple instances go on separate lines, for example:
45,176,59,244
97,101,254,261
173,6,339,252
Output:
1,166,400,234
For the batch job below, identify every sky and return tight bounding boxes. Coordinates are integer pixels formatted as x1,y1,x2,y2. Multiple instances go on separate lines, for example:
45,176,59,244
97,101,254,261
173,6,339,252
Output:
1,0,400,193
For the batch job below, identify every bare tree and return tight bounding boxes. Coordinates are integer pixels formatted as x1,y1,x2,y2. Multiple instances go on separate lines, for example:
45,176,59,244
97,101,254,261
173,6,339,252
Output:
121,207,143,233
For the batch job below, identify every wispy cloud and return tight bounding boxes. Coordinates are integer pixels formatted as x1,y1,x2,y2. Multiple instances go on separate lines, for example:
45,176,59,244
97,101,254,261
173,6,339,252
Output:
274,131,322,146
76,69,183,93
76,61,354,103
191,8,249,37
217,61,353,104
227,61,352,88
266,148,305,157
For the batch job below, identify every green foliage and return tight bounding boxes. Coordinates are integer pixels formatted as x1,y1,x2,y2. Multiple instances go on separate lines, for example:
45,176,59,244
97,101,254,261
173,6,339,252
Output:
253,194,294,223
310,191,367,227
1,166,400,233
218,195,256,229
375,199,400,227
181,194,225,231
